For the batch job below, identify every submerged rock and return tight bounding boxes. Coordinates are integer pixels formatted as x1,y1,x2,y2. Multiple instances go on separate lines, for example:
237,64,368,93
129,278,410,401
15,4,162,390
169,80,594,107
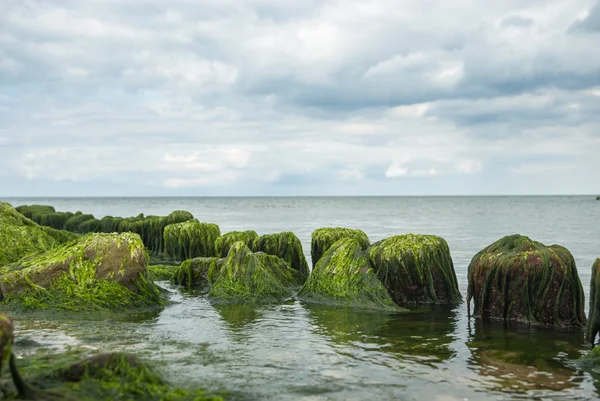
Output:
172,257,222,290
209,242,298,302
215,230,259,257
0,232,164,311
467,234,586,327
252,231,310,283
311,227,369,268
298,238,403,311
146,264,179,282
587,258,600,344
163,219,221,261
0,313,13,377
368,234,461,305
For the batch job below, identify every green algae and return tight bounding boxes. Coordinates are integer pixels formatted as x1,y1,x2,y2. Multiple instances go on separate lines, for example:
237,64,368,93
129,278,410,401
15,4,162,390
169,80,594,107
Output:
41,226,79,244
466,234,585,328
0,313,12,378
251,232,310,283
311,227,370,268
209,242,295,302
298,238,403,311
15,205,74,231
146,265,178,282
368,234,461,305
0,233,165,311
79,218,102,234
164,219,221,261
215,230,258,258
65,213,96,233
586,258,600,344
172,257,221,291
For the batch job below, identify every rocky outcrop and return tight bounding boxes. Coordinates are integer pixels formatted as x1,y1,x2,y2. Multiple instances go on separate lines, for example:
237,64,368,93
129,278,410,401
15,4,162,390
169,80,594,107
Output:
311,227,369,268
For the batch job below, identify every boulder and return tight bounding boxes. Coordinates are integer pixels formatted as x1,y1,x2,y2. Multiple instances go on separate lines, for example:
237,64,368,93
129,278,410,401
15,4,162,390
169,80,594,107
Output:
251,232,310,283
215,230,258,257
209,242,298,302
0,232,164,311
368,234,461,304
587,258,600,343
0,313,13,377
467,234,585,327
163,219,221,261
172,257,222,290
311,227,369,268
298,238,403,311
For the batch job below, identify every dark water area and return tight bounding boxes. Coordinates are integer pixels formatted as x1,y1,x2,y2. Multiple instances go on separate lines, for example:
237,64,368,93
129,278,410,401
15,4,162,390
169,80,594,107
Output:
3,196,600,400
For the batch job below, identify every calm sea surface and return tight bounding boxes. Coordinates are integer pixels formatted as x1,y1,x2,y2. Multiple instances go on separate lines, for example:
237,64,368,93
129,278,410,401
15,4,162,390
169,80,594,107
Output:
3,196,600,400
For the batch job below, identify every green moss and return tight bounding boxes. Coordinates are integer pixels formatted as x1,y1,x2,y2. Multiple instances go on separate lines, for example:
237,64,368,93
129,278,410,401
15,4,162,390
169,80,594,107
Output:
467,234,585,328
368,234,461,305
251,232,310,283
215,230,258,257
171,257,221,291
0,233,165,311
209,242,295,302
146,265,178,282
298,238,403,311
586,258,600,343
580,345,600,367
164,219,221,261
311,227,369,268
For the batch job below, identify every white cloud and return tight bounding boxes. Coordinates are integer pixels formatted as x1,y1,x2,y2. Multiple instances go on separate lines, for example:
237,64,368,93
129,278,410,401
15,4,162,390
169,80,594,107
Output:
385,162,409,178
457,160,483,174
338,166,365,181
412,168,438,177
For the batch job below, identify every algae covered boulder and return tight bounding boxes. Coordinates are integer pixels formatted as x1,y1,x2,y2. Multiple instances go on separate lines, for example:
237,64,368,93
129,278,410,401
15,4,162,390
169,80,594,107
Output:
298,238,402,311
209,242,298,302
467,234,586,328
311,227,370,268
368,234,461,305
163,219,221,261
0,313,12,377
215,230,258,257
587,258,600,344
0,232,164,311
251,231,310,283
172,257,222,290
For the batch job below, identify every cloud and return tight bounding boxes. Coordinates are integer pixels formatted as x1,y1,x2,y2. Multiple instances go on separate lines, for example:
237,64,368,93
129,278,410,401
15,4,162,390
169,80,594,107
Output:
385,162,408,178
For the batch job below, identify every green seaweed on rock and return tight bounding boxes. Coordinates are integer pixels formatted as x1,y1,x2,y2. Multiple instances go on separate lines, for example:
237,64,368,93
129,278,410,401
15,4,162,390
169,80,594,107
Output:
163,219,221,261
311,227,370,268
215,230,259,257
146,265,178,282
586,258,600,344
466,234,586,328
65,213,96,233
368,234,461,305
298,238,403,311
172,257,221,291
251,232,310,283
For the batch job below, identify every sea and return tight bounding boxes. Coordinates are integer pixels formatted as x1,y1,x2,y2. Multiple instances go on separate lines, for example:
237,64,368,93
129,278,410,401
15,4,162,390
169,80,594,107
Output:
3,196,600,400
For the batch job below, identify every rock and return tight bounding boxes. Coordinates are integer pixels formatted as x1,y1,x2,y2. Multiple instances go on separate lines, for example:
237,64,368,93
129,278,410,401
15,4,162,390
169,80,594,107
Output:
209,242,298,302
467,234,586,327
163,219,221,261
146,264,179,282
587,258,600,343
0,313,13,377
311,227,369,268
172,257,222,290
65,212,96,233
298,238,403,311
16,204,74,230
215,230,259,257
368,234,461,305
596,196,600,201
0,232,164,311
251,231,310,283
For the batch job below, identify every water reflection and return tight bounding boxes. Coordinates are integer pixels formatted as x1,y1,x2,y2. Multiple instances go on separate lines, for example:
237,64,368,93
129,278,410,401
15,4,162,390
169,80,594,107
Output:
305,303,458,366
467,319,587,394
211,302,264,342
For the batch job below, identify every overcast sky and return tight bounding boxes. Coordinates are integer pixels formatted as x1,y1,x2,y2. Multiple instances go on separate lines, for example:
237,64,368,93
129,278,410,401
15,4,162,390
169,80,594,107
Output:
1,0,599,196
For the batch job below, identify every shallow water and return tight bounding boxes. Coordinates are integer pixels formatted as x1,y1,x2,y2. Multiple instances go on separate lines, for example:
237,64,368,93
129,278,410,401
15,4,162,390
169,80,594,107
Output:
4,196,600,400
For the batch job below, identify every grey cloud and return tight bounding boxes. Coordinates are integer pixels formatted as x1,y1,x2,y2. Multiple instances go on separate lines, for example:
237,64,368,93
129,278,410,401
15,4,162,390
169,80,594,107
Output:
569,2,600,33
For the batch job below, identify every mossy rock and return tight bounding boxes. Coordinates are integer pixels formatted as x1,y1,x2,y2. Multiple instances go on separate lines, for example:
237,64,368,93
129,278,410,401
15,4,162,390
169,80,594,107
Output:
0,313,12,377
0,232,165,311
587,258,600,344
368,234,461,305
65,213,96,233
251,232,310,283
579,345,600,368
146,265,179,282
209,242,297,302
171,257,222,290
163,219,221,261
467,234,586,328
0,202,64,266
298,238,403,311
311,227,369,268
215,230,259,257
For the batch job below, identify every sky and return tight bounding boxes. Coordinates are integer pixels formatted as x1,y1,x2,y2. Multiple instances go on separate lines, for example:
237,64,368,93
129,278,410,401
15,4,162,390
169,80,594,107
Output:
1,0,599,196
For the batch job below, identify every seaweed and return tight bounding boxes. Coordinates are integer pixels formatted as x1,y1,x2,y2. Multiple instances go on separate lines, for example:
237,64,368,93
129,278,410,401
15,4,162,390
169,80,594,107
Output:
0,233,165,311
171,257,221,291
40,226,79,244
251,232,310,283
78,218,102,234
146,265,178,282
298,238,403,311
466,234,586,328
215,231,258,258
0,313,12,378
164,219,221,261
65,213,96,233
209,242,295,302
586,258,600,344
311,227,370,268
368,234,461,305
